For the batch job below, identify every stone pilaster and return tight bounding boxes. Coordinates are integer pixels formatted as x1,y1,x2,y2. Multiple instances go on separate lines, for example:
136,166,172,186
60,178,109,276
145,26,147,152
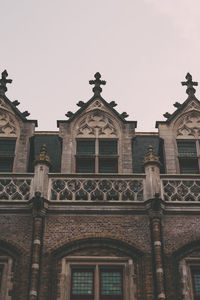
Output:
29,145,51,300
147,196,166,300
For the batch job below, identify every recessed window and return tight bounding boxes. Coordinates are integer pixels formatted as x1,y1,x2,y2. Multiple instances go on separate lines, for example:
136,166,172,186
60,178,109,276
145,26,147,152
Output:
71,269,94,299
76,139,118,173
191,268,200,300
0,139,16,172
100,269,123,300
177,140,199,174
70,266,123,300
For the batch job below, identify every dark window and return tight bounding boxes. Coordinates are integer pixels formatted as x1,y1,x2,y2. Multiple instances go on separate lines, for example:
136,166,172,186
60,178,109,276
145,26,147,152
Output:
99,158,118,173
0,264,3,288
0,139,16,172
71,269,94,300
99,140,118,155
179,159,199,174
99,140,118,174
191,268,200,300
177,141,197,158
76,158,95,173
76,139,118,173
177,141,199,174
77,140,95,155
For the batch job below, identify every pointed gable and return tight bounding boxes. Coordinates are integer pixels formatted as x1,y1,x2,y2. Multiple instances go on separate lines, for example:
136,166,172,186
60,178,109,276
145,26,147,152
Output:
57,72,136,173
156,73,200,174
0,69,37,172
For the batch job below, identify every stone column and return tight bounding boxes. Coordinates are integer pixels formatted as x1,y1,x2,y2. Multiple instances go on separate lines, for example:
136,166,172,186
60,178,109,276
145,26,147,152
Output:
144,146,166,299
29,145,51,300
143,145,161,200
151,213,166,300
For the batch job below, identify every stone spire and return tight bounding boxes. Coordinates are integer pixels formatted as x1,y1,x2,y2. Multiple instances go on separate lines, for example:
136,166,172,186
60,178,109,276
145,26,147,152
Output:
181,73,198,97
34,144,51,167
0,70,12,95
89,72,106,96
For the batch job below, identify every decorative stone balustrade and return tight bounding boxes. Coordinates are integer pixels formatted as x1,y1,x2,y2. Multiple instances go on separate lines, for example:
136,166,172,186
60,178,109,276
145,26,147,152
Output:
1,173,200,203
0,174,33,200
49,175,145,201
161,175,200,202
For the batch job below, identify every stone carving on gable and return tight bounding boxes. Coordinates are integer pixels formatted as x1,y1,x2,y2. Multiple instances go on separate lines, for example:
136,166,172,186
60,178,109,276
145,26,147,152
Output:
185,100,200,112
76,110,118,137
176,111,200,138
0,98,17,136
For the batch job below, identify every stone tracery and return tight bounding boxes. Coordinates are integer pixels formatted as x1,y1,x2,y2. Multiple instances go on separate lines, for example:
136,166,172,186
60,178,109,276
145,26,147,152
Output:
76,110,118,137
176,111,200,138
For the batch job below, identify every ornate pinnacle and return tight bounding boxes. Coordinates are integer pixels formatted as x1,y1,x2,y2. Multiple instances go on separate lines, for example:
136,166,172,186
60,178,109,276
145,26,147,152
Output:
0,70,12,94
89,72,106,96
181,73,198,96
143,145,161,167
34,144,51,167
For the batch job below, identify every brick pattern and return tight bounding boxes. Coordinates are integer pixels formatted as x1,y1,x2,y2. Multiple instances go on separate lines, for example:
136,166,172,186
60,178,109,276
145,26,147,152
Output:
43,214,151,253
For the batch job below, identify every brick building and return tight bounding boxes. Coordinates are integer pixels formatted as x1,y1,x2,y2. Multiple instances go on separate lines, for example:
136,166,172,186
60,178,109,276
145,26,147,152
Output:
1,70,200,300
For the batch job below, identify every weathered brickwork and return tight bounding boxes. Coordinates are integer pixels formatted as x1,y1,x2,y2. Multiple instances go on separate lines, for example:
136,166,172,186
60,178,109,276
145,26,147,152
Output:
44,214,151,253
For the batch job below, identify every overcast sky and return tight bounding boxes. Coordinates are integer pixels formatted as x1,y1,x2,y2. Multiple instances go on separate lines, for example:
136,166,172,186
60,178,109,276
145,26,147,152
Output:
1,0,200,131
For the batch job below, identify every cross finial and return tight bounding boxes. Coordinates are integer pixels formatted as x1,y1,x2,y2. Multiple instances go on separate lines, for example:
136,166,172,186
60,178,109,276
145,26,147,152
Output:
89,72,106,96
181,73,198,96
0,70,12,94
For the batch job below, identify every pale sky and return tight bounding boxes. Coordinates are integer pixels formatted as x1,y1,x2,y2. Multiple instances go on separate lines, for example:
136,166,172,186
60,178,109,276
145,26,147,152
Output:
1,0,200,131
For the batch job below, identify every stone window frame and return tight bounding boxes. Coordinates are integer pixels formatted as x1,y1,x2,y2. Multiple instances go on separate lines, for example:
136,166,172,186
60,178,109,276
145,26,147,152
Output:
0,256,13,300
179,257,200,300
75,138,119,173
57,256,136,300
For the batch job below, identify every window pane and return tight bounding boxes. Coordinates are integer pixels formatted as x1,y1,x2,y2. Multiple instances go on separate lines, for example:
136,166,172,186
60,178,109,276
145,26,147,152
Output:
72,270,93,295
76,158,95,173
0,264,4,287
0,158,14,172
179,159,199,174
0,139,16,155
177,141,197,157
77,140,95,155
99,140,118,155
100,271,122,295
192,269,200,298
99,158,118,173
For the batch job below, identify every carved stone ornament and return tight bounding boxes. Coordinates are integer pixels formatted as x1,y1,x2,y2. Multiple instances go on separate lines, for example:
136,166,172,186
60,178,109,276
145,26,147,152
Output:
186,100,200,111
76,110,118,137
0,110,17,136
176,111,200,138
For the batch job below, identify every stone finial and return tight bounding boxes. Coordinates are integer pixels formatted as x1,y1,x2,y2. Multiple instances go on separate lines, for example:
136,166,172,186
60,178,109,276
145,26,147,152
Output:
109,101,117,107
173,102,181,108
34,144,51,167
143,145,161,167
76,101,85,107
0,70,12,94
163,112,171,119
120,112,129,119
65,111,74,118
89,72,106,96
181,73,198,96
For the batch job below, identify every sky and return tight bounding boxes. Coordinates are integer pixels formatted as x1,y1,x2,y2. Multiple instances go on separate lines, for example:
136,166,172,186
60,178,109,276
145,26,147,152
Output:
1,0,200,132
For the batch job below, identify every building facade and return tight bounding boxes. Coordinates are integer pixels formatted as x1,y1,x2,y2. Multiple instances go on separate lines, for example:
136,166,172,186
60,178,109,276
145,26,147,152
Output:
1,70,200,300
